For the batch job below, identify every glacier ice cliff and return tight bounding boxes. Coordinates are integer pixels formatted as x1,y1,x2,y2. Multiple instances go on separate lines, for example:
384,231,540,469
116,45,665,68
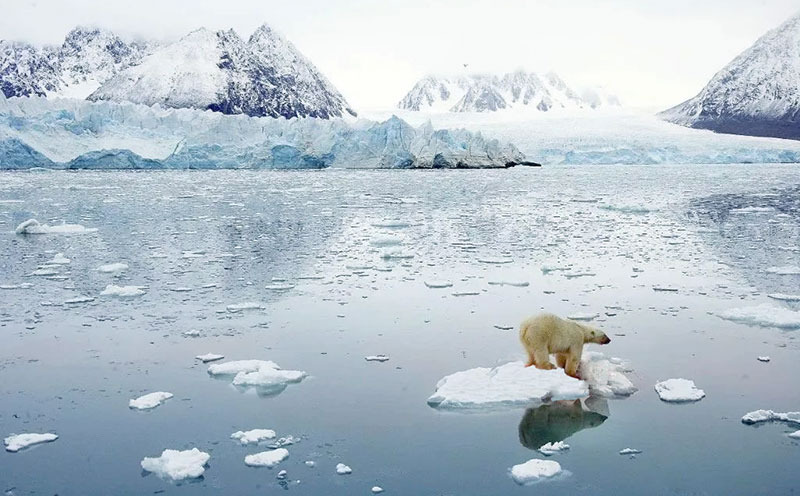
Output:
0,95,524,169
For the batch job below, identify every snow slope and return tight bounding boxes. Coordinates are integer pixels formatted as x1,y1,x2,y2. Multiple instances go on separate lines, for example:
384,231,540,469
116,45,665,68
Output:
0,95,523,169
398,71,619,113
89,24,355,119
661,12,800,139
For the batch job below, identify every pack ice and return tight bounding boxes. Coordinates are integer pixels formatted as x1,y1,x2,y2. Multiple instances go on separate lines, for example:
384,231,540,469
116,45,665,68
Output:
427,352,635,410
0,95,524,169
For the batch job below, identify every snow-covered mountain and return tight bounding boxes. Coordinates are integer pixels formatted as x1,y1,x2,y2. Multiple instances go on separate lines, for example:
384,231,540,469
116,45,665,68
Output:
0,27,150,99
1,24,355,119
89,25,355,119
660,12,800,139
398,71,619,113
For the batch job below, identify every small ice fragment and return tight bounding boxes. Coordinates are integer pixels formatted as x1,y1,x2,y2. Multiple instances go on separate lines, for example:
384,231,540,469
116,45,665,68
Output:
265,283,294,291
488,280,529,287
654,379,705,402
381,248,414,260
4,433,58,452
305,460,315,467
29,268,59,276
183,329,201,337
245,448,289,468
208,360,279,376
568,313,599,321
100,285,145,297
141,448,210,480
129,392,173,410
741,409,800,426
16,219,97,235
539,441,570,456
510,459,563,485
767,293,800,302
365,355,390,362
231,429,277,445
757,356,771,363
494,324,514,331
765,266,800,275
65,296,94,304
49,253,70,265
182,250,205,259
372,486,384,493
715,304,800,329
196,353,224,363
451,291,481,297
478,257,513,264
336,463,352,475
97,262,128,274
619,448,642,455
226,302,265,313
424,280,453,288
789,430,800,439
652,286,679,292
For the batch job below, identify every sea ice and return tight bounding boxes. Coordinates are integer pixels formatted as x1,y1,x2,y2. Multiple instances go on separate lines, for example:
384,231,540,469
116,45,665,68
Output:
231,429,277,445
567,312,599,321
579,352,637,397
182,329,201,337
15,218,97,234
789,430,800,439
96,262,128,274
4,433,58,452
741,410,800,426
424,280,453,288
488,280,530,287
336,463,352,474
100,285,145,297
49,253,70,264
365,355,390,362
715,304,800,329
539,441,570,456
129,391,173,410
478,257,514,264
757,356,771,362
765,266,800,275
767,293,800,302
196,353,224,363
226,302,265,313
208,360,280,376
140,448,210,480
372,486,384,493
245,448,289,468
509,459,564,485
619,448,642,455
232,365,307,389
654,379,705,402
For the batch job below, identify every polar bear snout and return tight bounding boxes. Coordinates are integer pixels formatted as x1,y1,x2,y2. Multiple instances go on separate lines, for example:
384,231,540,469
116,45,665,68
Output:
600,335,611,345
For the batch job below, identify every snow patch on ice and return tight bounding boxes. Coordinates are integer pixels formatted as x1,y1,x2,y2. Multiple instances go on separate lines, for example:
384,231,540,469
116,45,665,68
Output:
741,409,800,426
231,429,277,445
538,441,570,456
336,463,352,474
129,391,173,410
4,433,58,452
244,448,289,468
510,459,565,485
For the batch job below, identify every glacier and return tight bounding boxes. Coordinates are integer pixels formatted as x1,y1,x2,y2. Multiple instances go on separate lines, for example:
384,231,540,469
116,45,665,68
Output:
0,94,524,169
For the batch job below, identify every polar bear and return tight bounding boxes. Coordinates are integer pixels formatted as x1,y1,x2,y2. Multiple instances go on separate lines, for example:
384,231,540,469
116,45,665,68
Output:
519,313,611,379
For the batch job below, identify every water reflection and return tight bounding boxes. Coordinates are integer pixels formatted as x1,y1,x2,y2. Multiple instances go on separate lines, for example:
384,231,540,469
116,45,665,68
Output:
518,399,608,450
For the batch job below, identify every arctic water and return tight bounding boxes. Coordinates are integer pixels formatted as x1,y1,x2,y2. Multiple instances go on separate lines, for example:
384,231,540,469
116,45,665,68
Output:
1,165,799,495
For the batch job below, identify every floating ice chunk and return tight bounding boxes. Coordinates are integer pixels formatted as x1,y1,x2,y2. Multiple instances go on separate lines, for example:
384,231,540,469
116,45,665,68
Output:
580,352,638,397
365,355,390,362
599,204,653,214
231,429,277,445
49,253,70,265
65,296,95,304
0,283,33,290
336,463,352,475
100,285,145,297
654,379,705,402
29,268,59,276
4,433,58,452
730,206,774,214
244,448,289,468
181,250,205,259
539,441,570,456
541,265,571,274
372,486,384,493
757,356,771,363
488,280,530,287
232,365,307,389
371,221,410,229
424,280,453,288
196,353,224,363
141,448,210,480
265,283,294,291
226,302,265,313
15,219,97,235
129,391,173,410
305,460,315,467
741,410,800,426
97,263,128,274
371,235,403,246
510,459,564,485
789,430,800,439
183,329,201,337
563,271,596,279
452,291,481,297
652,286,679,292
494,324,514,331
767,293,800,302
478,257,514,264
715,304,800,329
208,360,279,376
567,313,599,321
381,248,414,260
765,266,800,275
619,448,642,455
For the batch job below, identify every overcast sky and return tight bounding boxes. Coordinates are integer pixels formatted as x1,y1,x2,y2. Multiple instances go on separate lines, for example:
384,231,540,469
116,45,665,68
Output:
2,0,798,110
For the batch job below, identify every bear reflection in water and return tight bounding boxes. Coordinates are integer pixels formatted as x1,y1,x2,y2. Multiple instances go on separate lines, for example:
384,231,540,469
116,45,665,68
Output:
518,398,608,450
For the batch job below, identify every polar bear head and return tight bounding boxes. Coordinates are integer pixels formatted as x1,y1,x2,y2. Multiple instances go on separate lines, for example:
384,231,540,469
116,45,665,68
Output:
578,324,611,345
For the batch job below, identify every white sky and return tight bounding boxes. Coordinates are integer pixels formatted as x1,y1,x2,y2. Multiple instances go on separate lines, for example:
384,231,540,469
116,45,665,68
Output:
2,0,798,111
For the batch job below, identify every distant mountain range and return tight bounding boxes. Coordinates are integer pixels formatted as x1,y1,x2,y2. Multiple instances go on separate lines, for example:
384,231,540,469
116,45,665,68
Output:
0,25,355,119
661,12,800,140
398,71,620,113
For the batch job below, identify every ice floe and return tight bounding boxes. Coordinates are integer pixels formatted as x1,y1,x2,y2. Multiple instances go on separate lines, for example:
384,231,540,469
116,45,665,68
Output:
715,304,800,329
372,486,384,493
4,433,58,452
336,463,352,474
567,312,599,321
767,293,800,302
48,253,70,265
478,257,514,264
232,366,307,389
510,459,564,485
129,391,173,410
141,448,210,480
96,262,128,274
654,379,705,402
15,218,97,235
365,355,390,362
789,430,800,439
65,296,94,304
488,280,530,287
757,356,771,363
428,353,635,410
226,302,265,313
100,285,145,297
196,353,225,363
231,429,276,445
619,448,642,455
182,329,201,337
765,266,800,275
424,280,453,289
208,360,279,376
538,441,570,456
741,410,800,426
245,448,289,468
0,283,33,290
